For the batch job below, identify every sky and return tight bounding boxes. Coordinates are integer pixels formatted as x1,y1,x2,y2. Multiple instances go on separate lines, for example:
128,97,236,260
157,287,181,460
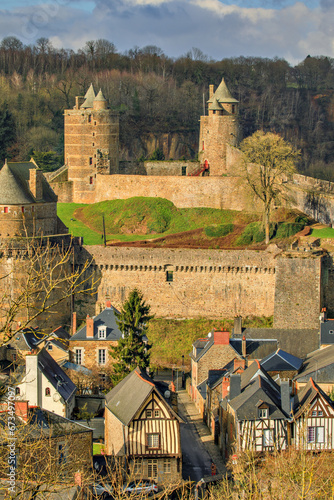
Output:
0,0,333,64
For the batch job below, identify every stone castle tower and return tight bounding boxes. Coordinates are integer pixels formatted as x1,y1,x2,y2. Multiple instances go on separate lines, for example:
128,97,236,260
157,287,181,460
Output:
64,84,119,198
198,78,240,176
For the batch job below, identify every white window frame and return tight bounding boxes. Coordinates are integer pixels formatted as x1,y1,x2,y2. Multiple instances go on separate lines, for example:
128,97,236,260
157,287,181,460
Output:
147,433,160,449
309,426,325,443
259,408,268,419
75,349,83,365
262,429,274,447
98,325,107,339
148,459,158,478
98,349,106,365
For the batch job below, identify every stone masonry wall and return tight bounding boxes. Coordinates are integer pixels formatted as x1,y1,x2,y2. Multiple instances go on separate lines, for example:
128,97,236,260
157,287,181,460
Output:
84,247,277,319
144,161,200,176
273,253,323,329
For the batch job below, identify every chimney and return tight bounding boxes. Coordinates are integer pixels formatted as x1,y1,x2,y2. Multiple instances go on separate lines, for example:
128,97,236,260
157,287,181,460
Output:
29,169,43,201
280,380,291,416
213,330,229,345
75,96,85,110
106,300,111,309
234,358,246,372
242,335,246,358
209,84,214,99
72,312,77,335
25,352,39,407
234,316,242,336
86,315,94,338
229,374,241,400
222,377,230,399
320,307,327,323
15,401,29,422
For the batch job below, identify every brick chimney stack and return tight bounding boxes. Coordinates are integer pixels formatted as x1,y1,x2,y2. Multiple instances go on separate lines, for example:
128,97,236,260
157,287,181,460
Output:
234,358,246,372
15,401,29,422
72,312,77,335
213,330,229,345
242,335,246,358
222,377,230,399
86,315,94,338
106,300,112,308
209,84,214,99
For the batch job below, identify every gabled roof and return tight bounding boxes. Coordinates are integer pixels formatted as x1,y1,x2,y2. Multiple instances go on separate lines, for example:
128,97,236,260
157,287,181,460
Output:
208,78,238,104
240,360,280,393
260,349,303,372
0,160,57,205
294,345,334,383
233,328,319,358
229,375,288,421
70,305,122,341
293,377,334,419
105,368,182,426
8,326,70,352
37,348,77,402
81,83,95,108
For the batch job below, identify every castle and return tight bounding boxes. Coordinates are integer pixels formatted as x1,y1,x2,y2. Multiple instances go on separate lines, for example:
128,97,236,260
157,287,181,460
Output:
2,79,334,333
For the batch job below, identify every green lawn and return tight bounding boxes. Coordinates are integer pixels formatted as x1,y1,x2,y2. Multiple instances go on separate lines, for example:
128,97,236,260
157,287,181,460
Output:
311,227,334,239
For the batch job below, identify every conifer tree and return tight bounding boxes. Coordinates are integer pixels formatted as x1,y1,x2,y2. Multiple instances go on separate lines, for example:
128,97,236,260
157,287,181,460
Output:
110,289,153,384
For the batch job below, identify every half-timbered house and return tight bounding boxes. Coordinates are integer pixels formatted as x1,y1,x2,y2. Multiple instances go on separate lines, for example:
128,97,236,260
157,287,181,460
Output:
219,362,290,458
292,377,334,451
105,368,183,484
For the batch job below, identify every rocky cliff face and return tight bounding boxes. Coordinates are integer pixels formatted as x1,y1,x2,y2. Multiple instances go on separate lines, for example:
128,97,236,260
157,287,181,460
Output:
119,131,198,160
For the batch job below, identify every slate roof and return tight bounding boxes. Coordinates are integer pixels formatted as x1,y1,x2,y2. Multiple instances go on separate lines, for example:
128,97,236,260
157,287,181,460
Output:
320,319,334,345
233,328,319,359
7,326,70,352
197,379,207,400
105,367,182,426
240,360,280,393
293,377,334,418
190,335,277,363
37,348,77,402
0,160,57,205
294,345,334,383
208,78,238,104
229,375,288,421
94,89,107,102
81,83,95,108
70,305,122,341
260,349,303,372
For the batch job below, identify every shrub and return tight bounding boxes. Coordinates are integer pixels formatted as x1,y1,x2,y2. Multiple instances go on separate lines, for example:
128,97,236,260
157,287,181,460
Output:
275,222,304,239
205,224,234,238
236,222,276,245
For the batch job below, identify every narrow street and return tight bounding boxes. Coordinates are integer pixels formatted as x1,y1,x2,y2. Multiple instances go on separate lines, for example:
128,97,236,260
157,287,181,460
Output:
177,390,226,482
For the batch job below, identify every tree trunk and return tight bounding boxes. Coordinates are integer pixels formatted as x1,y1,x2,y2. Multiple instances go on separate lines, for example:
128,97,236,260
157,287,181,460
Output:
265,206,270,245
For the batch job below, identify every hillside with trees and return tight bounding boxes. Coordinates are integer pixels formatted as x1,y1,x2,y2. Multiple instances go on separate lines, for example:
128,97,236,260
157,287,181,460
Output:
1,36,334,179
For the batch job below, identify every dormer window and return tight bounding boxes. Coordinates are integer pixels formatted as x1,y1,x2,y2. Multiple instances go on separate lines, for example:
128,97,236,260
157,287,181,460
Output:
259,408,268,419
98,326,107,339
45,387,51,397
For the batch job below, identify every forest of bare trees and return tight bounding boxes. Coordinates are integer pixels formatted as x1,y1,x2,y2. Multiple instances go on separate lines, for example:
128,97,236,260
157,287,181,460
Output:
0,36,334,180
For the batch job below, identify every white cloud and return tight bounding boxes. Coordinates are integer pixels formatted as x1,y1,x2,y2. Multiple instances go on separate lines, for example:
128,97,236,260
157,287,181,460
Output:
0,0,333,64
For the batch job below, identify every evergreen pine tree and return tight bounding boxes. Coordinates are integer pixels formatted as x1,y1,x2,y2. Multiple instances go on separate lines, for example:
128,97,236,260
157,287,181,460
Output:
110,289,153,384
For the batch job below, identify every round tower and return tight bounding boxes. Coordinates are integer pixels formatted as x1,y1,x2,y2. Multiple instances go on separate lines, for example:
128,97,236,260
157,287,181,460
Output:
64,84,119,202
198,78,240,176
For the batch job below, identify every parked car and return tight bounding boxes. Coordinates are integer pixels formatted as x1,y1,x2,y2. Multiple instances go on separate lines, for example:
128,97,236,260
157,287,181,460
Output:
123,480,158,496
92,483,114,497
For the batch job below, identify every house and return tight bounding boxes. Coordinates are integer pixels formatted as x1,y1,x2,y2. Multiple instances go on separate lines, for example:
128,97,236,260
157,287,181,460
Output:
219,361,290,458
292,377,334,450
189,329,277,408
294,344,334,395
105,367,183,484
1,326,70,365
69,301,122,378
260,348,303,380
15,348,77,419
0,401,92,495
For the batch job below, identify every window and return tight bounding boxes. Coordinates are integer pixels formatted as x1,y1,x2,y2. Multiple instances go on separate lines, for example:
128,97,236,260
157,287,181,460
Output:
163,458,171,473
89,157,93,165
75,349,82,365
312,410,317,417
58,444,66,464
98,326,107,339
232,104,235,114
98,349,106,365
166,271,173,282
318,410,323,417
147,433,160,449
262,429,274,447
11,353,17,362
21,206,25,213
133,459,143,474
45,387,51,397
202,141,204,151
146,410,152,418
181,166,187,176
4,207,8,213
89,176,93,184
259,408,268,419
308,426,324,443
47,344,53,350
88,115,92,123
154,410,160,418
15,387,20,395
92,143,95,147
148,459,158,478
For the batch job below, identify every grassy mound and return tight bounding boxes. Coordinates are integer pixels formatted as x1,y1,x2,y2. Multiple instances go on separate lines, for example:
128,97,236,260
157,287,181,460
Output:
235,216,307,246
